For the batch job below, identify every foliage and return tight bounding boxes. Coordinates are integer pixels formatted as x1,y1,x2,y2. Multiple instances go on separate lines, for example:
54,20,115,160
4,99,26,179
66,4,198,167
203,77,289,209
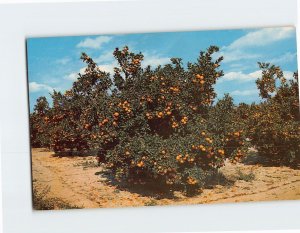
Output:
244,63,300,165
30,46,299,195
30,97,50,147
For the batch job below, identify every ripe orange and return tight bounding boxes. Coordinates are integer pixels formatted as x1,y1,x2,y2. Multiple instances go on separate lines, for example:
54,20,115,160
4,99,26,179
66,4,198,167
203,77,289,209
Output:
137,161,144,167
218,149,225,155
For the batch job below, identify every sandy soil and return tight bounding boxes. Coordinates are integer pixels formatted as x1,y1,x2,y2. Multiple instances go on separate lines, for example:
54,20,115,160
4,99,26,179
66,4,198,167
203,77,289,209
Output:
31,148,300,209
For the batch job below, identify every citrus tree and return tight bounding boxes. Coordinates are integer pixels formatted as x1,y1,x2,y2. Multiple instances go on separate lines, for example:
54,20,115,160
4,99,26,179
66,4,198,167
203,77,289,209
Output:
30,46,249,194
84,46,246,193
41,54,113,153
207,94,249,164
30,96,50,147
246,63,300,165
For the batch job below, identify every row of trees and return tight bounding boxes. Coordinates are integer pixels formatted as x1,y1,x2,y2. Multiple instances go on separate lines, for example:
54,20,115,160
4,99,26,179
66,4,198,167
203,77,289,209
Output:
30,46,300,194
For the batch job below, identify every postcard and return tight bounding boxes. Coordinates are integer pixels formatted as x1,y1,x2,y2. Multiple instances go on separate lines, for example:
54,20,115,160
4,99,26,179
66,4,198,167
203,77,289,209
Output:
27,27,300,210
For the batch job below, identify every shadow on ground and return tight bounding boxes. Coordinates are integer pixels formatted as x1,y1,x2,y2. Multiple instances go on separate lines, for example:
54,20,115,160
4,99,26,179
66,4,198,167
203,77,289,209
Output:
51,149,101,158
242,151,300,169
94,169,234,200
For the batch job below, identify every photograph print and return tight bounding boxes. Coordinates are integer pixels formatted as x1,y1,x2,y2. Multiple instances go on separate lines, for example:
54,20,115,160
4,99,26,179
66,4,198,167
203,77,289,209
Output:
27,26,300,210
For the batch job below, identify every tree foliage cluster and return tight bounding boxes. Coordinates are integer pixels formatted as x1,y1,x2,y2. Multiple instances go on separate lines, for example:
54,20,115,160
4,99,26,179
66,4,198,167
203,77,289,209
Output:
30,46,300,193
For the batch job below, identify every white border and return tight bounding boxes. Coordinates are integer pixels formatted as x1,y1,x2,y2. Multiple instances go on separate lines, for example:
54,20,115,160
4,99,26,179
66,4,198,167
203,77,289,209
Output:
0,0,299,232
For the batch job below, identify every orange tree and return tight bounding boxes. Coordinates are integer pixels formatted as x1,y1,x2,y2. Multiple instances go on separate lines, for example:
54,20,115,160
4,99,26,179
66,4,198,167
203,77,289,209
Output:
30,96,51,147
246,63,300,165
30,54,113,153
84,46,246,193
30,46,247,194
46,53,113,153
207,94,249,164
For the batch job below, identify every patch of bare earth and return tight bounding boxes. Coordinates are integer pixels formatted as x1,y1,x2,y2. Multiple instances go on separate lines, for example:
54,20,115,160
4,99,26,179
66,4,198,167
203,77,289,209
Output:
32,148,300,209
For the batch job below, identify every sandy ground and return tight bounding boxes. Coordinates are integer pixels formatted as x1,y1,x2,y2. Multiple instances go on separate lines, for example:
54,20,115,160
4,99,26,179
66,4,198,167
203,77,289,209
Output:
31,148,300,209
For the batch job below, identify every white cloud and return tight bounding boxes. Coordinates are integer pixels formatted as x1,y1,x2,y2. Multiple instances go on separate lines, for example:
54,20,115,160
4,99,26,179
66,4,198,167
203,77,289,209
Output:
227,27,295,50
77,36,112,49
97,51,171,73
98,62,117,74
142,53,170,68
95,51,114,63
56,57,71,65
29,82,54,93
228,63,252,71
219,70,294,83
65,53,170,82
282,71,295,80
220,27,295,63
65,73,78,81
65,67,87,81
220,70,261,83
219,50,261,63
95,51,116,74
65,62,117,82
268,52,297,64
95,50,170,69
230,89,259,96
45,78,61,85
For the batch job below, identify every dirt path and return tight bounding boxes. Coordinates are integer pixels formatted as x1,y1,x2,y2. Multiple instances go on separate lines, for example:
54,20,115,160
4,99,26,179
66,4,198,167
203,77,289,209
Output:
31,148,300,209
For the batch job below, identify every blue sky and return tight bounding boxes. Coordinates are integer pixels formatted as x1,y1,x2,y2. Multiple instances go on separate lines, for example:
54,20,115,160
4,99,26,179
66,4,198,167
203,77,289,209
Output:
27,27,298,112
